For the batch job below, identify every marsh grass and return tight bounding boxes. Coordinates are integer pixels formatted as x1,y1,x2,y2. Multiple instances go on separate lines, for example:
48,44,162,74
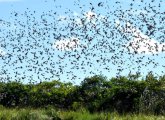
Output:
0,106,164,120
59,110,165,120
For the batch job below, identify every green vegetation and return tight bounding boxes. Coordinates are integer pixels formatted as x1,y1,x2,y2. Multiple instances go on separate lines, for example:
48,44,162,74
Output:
0,106,164,120
0,72,165,119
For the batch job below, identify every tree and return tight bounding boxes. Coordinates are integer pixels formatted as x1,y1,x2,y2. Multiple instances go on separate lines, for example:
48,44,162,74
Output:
1,81,29,107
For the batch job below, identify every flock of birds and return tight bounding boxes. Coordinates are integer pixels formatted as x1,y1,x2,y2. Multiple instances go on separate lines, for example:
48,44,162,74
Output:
0,0,164,83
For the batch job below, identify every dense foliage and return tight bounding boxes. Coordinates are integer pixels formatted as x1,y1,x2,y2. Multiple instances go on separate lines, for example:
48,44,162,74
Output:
0,73,165,115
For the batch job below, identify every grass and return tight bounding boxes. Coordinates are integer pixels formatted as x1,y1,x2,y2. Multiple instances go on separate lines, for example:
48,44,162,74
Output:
59,110,165,120
0,106,164,120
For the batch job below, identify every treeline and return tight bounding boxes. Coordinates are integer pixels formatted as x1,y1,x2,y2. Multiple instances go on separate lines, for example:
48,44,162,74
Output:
0,72,165,115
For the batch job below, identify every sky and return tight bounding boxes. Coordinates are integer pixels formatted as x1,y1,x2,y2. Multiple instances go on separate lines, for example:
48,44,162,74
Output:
0,0,165,84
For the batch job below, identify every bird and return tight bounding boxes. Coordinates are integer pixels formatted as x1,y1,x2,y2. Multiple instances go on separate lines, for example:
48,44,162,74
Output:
0,0,164,85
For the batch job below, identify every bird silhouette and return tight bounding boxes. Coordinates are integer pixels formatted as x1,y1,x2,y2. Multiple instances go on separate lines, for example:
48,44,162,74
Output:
0,0,164,84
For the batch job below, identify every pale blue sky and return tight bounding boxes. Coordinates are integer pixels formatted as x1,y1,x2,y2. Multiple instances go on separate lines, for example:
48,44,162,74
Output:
0,0,165,84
